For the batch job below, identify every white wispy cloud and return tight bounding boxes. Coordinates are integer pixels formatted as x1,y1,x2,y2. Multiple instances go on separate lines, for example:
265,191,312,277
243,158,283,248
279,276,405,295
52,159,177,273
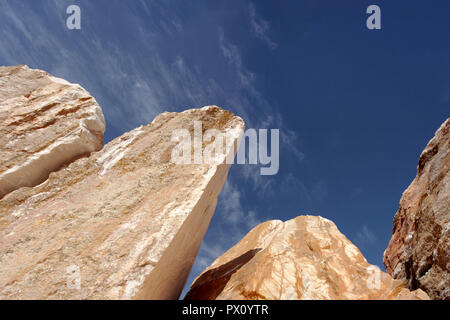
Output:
260,113,306,163
249,2,277,50
354,225,377,248
219,180,262,229
218,27,256,88
240,164,274,195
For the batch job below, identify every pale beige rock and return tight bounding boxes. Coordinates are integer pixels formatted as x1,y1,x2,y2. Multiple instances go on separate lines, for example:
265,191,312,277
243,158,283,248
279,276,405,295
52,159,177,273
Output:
0,65,105,199
185,216,429,300
0,105,244,300
384,118,449,300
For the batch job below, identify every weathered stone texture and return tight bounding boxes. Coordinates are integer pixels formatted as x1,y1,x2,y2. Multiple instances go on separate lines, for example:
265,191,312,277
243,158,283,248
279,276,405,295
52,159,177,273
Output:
384,118,449,300
0,65,105,199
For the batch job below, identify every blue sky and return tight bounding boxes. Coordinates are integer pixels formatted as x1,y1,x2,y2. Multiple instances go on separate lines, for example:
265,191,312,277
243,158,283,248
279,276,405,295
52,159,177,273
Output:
0,0,448,298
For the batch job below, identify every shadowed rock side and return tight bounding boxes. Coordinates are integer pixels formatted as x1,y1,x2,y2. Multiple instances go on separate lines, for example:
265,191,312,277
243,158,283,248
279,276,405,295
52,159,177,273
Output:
384,118,449,300
0,65,106,199
185,249,262,300
0,105,244,300
186,216,429,300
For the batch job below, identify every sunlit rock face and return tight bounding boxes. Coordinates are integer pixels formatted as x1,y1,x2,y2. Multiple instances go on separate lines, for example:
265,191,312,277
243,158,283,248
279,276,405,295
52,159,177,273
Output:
0,65,105,199
384,118,449,300
0,97,244,298
185,216,429,300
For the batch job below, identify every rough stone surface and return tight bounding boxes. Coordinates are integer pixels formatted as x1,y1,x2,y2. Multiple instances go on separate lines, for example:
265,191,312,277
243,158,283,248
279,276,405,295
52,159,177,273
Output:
0,65,105,199
0,104,244,300
383,118,450,300
185,216,429,300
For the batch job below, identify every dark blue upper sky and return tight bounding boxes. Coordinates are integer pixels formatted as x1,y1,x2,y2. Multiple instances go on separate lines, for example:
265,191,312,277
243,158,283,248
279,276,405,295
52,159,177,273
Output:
0,0,448,297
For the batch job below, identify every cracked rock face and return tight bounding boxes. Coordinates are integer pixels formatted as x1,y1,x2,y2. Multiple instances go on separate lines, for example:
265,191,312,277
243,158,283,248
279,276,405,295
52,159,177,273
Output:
185,216,429,300
0,65,105,199
384,118,449,300
0,86,244,299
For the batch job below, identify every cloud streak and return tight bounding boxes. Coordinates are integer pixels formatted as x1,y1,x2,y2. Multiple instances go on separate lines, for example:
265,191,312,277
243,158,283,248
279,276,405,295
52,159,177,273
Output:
354,225,377,249
218,28,256,88
249,2,277,50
